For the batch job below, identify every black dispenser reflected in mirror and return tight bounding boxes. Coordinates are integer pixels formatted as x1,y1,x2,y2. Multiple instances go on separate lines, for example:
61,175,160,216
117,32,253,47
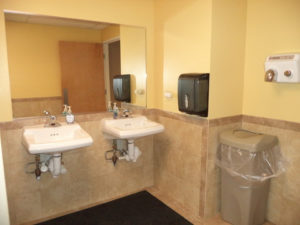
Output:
178,73,209,117
113,74,131,102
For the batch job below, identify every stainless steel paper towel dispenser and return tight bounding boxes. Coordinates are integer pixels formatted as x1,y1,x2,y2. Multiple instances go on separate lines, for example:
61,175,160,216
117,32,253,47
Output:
113,74,131,102
178,73,209,117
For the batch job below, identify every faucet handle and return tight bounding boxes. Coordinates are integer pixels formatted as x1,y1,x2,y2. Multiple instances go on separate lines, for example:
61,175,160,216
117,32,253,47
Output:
50,115,56,120
43,110,61,127
122,108,131,117
49,115,57,125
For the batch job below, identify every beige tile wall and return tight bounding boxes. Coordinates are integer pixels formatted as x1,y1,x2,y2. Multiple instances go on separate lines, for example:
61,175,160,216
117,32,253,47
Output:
242,118,300,225
202,114,300,225
204,119,242,218
150,110,208,219
148,110,243,222
1,112,154,225
12,97,63,118
149,110,300,225
1,106,299,225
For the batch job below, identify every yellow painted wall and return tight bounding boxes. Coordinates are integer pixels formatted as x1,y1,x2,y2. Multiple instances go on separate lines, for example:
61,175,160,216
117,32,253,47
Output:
0,0,155,121
153,0,246,118
209,0,246,118
6,21,102,99
243,0,300,122
3,0,299,122
120,25,146,106
102,25,120,42
154,0,212,113
153,0,300,121
0,10,13,122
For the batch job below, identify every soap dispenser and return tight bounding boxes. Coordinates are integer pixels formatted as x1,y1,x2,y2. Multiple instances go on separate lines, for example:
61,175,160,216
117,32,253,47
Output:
62,104,68,116
66,106,75,124
113,102,119,119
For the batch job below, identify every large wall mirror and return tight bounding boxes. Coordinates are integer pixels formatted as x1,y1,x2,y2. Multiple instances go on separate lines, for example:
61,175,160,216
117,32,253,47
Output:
4,12,147,118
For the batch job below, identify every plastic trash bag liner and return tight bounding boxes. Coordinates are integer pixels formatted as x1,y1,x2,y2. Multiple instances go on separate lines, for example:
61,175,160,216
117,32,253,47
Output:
216,129,288,182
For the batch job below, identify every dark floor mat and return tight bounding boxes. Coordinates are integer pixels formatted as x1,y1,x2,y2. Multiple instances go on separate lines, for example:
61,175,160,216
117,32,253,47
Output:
36,191,193,225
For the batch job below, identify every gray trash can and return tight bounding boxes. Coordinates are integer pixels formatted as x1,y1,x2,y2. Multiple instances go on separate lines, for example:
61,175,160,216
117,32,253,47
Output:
217,129,287,225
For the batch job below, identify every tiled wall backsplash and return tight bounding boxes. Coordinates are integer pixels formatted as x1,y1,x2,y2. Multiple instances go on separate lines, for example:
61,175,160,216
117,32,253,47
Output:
12,97,62,118
204,116,242,218
203,115,300,225
149,111,300,225
1,108,299,225
1,112,153,225
152,112,207,218
242,116,300,225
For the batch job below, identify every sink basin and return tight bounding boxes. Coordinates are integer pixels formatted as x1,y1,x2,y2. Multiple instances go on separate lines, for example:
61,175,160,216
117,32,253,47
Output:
101,115,164,139
22,122,93,154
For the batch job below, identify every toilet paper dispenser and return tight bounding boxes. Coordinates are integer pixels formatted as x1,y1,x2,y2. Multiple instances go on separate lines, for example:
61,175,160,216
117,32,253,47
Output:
265,53,300,83
178,73,209,117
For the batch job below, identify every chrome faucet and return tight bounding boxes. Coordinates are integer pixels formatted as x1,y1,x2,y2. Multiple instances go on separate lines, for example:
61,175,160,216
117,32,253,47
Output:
43,110,61,127
122,108,131,118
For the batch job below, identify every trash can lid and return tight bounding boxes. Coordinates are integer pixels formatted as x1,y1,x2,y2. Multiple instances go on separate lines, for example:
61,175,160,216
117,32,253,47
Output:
219,129,278,152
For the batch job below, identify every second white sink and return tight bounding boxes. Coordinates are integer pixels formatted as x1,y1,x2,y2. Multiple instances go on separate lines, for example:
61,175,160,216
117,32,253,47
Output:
101,115,164,139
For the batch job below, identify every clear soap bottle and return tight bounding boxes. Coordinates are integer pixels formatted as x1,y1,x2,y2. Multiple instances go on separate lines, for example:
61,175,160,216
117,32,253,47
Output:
113,103,119,119
66,106,75,124
62,104,68,116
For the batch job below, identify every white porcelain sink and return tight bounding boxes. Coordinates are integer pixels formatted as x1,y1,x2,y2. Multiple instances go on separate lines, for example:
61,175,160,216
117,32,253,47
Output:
101,115,164,139
22,122,93,154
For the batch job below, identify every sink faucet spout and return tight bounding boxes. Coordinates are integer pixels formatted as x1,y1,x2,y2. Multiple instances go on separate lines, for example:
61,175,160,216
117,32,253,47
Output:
43,110,61,127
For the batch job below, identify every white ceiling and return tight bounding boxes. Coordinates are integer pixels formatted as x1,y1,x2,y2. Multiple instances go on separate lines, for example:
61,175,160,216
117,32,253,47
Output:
5,12,110,30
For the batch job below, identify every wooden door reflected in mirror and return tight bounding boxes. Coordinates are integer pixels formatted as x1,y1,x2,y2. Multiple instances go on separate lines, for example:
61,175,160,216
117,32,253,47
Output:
59,41,106,113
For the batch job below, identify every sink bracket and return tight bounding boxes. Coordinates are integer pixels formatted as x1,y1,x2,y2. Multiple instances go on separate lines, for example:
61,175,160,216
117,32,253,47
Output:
105,140,128,166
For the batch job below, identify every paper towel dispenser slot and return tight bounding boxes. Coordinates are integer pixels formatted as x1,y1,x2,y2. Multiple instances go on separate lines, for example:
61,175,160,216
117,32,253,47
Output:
265,53,300,83
113,74,131,102
178,73,209,117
